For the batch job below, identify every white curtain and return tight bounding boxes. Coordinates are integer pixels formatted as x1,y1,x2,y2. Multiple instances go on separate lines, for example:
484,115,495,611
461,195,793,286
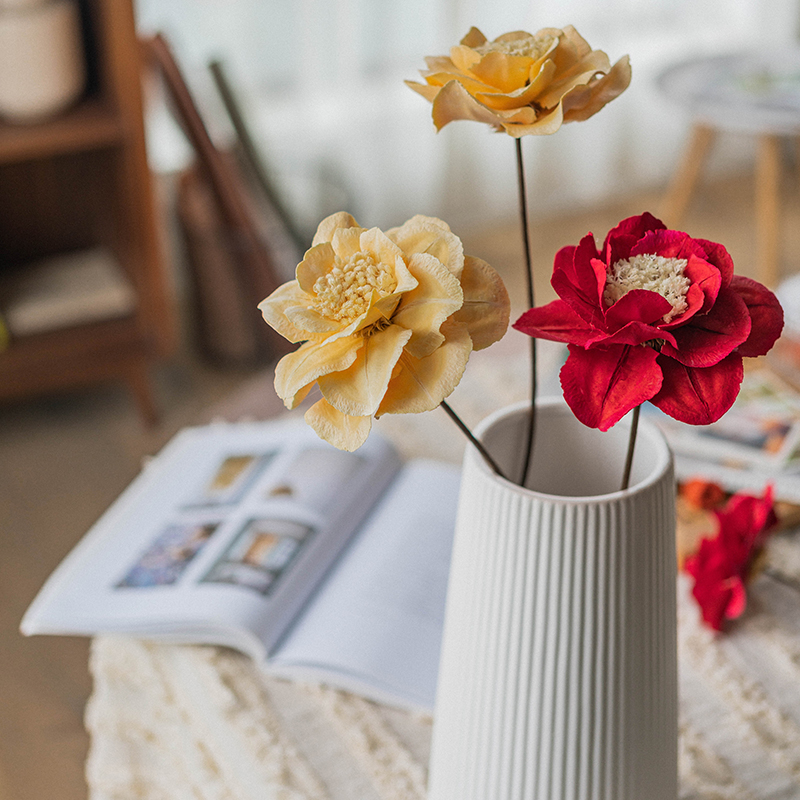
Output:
137,0,800,236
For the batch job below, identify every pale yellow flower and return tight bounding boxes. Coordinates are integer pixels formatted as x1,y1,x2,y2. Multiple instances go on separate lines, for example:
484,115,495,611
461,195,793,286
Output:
406,26,631,137
259,213,510,451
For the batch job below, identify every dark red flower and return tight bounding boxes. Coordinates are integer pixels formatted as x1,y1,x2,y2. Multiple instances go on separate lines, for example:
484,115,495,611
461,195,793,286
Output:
684,486,778,631
513,213,784,430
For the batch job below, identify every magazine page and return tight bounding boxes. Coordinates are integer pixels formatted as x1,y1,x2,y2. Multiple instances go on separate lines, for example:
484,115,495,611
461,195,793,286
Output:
648,369,800,471
266,459,461,712
21,419,402,658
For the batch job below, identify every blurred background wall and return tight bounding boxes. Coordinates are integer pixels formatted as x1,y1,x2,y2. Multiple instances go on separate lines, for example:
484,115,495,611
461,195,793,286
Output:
135,0,800,239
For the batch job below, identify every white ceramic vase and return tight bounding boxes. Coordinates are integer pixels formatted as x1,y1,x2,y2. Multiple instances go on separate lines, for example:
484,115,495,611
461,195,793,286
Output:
428,399,677,800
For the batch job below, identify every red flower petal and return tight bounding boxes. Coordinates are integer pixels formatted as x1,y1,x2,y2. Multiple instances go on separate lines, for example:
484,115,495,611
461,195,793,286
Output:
716,486,777,553
724,578,748,621
650,353,743,424
696,238,734,288
588,318,677,350
660,287,751,367
551,235,606,328
602,211,666,256
729,275,784,357
630,229,707,261
560,344,662,431
513,299,599,346
604,288,673,330
680,253,722,315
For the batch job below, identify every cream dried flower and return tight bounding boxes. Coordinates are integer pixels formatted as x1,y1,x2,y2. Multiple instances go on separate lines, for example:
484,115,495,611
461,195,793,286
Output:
259,213,510,451
407,26,631,137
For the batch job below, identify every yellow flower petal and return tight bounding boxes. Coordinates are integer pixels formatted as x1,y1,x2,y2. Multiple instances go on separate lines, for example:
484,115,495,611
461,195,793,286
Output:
537,52,613,109
305,398,372,452
404,79,441,102
312,212,360,247
377,320,472,415
476,59,557,111
393,252,463,359
331,226,364,260
450,44,481,73
274,336,361,408
318,324,413,416
431,79,505,131
359,227,406,271
450,255,510,350
471,51,536,94
501,103,564,137
409,25,630,138
284,305,341,337
386,215,464,278
296,242,335,293
258,281,314,344
459,27,487,49
562,56,632,123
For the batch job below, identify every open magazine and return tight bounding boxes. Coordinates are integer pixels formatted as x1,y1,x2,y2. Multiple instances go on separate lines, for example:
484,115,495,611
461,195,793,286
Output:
21,419,461,712
645,368,800,502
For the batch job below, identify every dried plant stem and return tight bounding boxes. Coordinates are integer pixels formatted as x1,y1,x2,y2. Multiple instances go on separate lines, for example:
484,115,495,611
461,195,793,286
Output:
516,137,537,488
620,404,641,491
440,400,508,481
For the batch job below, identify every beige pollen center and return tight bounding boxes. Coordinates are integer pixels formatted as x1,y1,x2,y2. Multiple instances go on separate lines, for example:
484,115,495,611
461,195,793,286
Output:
604,254,691,323
312,252,397,323
475,34,555,60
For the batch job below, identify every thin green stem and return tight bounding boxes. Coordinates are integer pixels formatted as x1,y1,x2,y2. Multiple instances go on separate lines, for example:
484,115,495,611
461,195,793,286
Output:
620,405,641,491
440,400,508,481
515,137,537,488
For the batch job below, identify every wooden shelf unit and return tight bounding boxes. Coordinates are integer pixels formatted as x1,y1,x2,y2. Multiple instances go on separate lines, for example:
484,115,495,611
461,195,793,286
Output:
0,0,176,423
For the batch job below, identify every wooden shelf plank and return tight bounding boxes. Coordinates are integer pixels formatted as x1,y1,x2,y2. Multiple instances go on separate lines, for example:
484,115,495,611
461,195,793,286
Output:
0,98,124,163
0,316,149,395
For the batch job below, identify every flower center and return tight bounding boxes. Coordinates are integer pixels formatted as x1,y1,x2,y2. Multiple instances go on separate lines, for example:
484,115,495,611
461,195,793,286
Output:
604,254,691,323
312,252,397,323
475,33,555,60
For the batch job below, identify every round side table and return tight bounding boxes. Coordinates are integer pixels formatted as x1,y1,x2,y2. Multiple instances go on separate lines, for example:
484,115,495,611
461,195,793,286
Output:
658,48,800,287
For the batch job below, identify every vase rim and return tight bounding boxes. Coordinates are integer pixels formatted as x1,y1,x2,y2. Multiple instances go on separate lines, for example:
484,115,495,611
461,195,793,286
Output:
471,398,673,504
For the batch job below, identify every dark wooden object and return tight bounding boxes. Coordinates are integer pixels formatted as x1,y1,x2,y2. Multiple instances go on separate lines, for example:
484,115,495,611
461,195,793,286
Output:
0,0,176,424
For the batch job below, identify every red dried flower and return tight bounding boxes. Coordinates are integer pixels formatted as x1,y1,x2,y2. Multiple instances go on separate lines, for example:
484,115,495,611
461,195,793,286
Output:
680,478,726,510
513,213,784,431
684,486,778,631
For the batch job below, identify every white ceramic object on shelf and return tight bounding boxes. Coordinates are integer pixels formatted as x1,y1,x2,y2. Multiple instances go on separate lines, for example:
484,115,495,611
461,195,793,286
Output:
0,0,86,123
428,399,677,800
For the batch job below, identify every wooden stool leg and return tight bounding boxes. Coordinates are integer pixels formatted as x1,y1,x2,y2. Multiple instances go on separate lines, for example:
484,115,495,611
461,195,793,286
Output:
755,134,782,288
660,123,716,227
123,358,159,426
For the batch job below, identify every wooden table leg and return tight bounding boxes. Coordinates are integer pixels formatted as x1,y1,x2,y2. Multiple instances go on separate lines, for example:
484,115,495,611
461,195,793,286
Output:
660,123,716,227
755,133,782,288
123,357,159,426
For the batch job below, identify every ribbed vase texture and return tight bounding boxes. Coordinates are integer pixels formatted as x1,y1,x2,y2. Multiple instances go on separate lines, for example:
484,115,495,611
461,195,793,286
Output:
428,401,677,800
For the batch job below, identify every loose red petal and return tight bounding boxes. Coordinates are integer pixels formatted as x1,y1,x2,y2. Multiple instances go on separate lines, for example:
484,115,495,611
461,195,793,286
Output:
724,578,748,621
560,344,662,431
729,275,784,357
650,353,743,424
660,287,751,367
513,300,599,345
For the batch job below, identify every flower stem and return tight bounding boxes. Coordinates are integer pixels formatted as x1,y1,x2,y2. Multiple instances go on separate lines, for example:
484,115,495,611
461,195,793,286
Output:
620,404,641,491
515,137,537,488
440,400,508,481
